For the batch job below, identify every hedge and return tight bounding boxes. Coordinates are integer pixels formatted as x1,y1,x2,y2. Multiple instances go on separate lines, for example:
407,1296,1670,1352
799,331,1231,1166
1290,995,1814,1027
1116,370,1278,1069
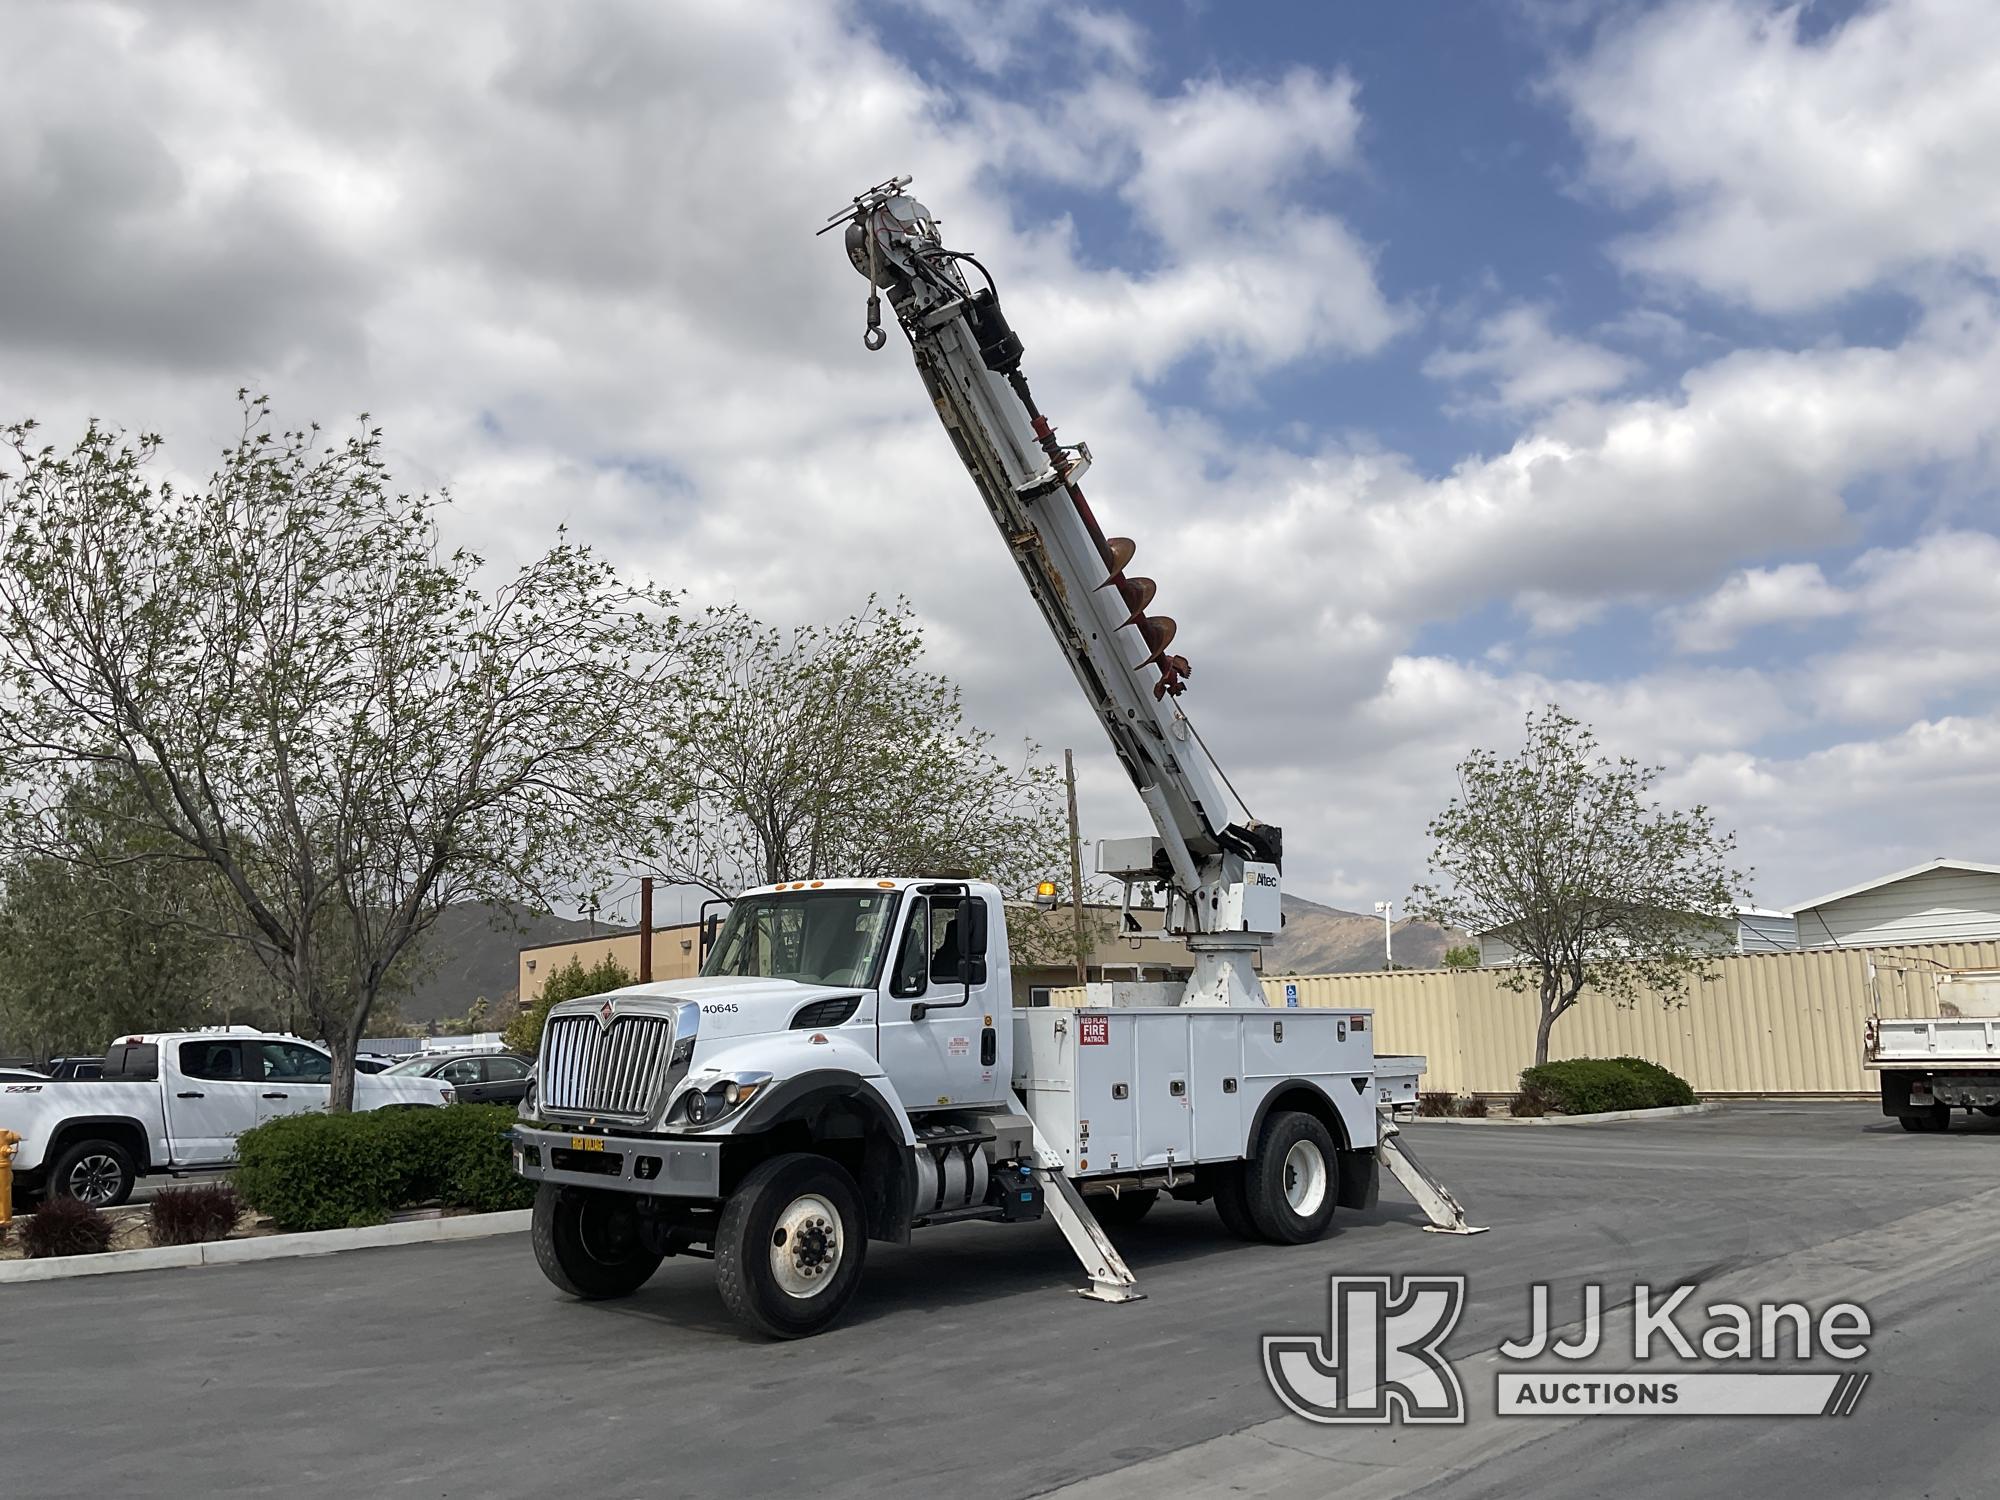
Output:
1516,1056,1696,1116
234,1103,533,1232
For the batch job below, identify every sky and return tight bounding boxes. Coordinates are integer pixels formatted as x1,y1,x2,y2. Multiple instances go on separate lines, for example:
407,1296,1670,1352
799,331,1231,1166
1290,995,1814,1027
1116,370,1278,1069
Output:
2,0,1997,918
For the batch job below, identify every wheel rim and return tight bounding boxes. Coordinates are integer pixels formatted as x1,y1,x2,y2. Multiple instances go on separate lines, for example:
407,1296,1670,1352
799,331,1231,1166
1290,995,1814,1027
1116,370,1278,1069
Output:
66,1154,122,1205
577,1200,642,1265
769,1192,842,1299
1282,1140,1327,1216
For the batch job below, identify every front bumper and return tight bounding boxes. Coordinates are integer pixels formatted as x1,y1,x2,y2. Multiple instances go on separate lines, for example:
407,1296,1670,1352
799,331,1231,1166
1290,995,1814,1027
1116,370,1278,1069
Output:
510,1125,722,1200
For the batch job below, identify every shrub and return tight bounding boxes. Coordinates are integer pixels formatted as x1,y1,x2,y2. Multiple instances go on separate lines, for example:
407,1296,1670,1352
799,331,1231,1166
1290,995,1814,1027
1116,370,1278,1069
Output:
504,953,634,1056
1516,1057,1695,1116
1509,1090,1547,1118
21,1196,114,1258
235,1103,530,1231
149,1182,243,1246
1416,1091,1456,1118
1459,1095,1490,1119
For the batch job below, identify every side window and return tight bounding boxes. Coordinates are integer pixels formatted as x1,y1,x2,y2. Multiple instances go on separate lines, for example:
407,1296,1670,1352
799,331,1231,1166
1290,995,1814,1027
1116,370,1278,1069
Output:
439,1058,483,1086
180,1041,245,1082
257,1042,331,1084
1028,986,1053,1008
929,901,963,983
484,1056,529,1082
890,899,930,998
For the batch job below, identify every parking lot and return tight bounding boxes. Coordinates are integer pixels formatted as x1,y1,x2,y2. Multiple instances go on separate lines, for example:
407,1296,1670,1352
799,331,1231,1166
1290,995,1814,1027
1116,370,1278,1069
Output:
5,1102,1996,1499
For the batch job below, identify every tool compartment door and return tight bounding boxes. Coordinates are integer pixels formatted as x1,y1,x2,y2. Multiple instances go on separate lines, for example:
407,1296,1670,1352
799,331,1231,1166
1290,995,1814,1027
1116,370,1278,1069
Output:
1189,1012,1245,1161
1133,1013,1192,1168
1071,1012,1135,1174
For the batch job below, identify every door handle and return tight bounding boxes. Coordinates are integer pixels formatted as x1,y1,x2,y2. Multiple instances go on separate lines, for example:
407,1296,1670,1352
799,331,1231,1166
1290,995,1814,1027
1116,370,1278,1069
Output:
176,1091,205,1099
262,1091,289,1100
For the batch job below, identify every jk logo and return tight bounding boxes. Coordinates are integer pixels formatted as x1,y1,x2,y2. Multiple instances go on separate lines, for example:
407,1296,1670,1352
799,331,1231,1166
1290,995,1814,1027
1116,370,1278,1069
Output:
1263,1275,1468,1424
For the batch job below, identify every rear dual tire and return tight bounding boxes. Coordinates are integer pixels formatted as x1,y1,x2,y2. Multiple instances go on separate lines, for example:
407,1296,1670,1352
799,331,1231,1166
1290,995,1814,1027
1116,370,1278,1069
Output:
1899,1105,1952,1133
1212,1110,1340,1244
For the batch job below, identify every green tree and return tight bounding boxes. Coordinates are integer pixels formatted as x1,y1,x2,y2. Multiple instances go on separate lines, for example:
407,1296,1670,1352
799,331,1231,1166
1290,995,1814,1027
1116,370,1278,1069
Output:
1407,706,1746,1066
504,954,634,1056
0,399,691,1107
1442,944,1480,969
0,769,285,1058
656,597,1068,910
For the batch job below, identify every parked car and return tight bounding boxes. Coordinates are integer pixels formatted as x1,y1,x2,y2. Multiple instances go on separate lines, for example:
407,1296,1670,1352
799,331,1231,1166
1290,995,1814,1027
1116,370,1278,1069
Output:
353,1052,397,1075
382,1049,533,1107
43,1056,104,1081
0,1028,456,1208
0,1067,49,1083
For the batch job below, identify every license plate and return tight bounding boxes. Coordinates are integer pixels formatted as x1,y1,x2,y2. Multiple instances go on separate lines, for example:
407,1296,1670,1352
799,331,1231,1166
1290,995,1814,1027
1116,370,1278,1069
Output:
570,1136,605,1152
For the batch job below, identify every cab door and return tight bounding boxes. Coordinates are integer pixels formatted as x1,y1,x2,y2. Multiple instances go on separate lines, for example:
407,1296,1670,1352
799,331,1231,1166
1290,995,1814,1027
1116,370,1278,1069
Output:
164,1040,262,1164
251,1040,333,1125
873,889,1001,1111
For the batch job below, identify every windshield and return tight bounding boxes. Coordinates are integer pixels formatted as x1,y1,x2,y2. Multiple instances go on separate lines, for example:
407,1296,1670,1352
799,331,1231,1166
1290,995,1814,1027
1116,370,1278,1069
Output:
701,890,900,986
383,1056,436,1075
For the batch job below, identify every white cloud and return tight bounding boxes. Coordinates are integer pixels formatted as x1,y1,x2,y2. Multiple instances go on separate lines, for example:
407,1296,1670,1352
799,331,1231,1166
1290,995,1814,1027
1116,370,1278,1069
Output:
1424,303,1641,410
0,0,1996,919
1665,562,1850,652
1553,0,2000,310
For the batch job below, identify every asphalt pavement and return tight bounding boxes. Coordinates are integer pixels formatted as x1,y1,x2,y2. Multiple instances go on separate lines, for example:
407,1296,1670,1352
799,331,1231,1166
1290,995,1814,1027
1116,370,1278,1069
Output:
4,1102,1996,1499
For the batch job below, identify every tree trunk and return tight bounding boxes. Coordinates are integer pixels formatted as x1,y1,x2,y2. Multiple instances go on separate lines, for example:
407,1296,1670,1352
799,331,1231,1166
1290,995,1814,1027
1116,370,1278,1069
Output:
326,1010,366,1113
1534,987,1562,1068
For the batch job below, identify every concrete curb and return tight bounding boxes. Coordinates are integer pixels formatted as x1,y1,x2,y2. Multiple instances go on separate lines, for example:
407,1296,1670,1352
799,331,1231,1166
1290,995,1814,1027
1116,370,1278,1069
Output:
0,1208,530,1285
1406,1101,1723,1127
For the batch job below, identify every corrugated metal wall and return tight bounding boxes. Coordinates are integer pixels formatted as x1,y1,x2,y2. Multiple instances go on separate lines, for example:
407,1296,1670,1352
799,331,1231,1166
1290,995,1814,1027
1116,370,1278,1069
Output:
1045,941,2000,1096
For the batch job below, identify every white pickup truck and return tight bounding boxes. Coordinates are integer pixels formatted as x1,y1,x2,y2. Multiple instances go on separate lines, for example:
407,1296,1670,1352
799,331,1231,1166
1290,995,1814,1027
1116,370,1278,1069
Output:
1866,967,2000,1132
2,1027,455,1207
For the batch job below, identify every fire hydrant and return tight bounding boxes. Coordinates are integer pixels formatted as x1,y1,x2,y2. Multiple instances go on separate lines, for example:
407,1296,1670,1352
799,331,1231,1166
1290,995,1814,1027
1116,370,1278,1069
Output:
0,1129,19,1226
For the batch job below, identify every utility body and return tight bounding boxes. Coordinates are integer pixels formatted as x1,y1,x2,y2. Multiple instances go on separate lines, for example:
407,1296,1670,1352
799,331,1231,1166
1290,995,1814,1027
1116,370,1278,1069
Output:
510,179,1478,1338
2,1027,453,1207
1866,966,2000,1132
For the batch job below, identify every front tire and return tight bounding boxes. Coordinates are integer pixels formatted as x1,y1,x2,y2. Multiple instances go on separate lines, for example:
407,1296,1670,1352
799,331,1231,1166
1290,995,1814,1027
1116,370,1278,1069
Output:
47,1138,135,1207
714,1154,867,1339
1243,1111,1339,1245
531,1184,664,1299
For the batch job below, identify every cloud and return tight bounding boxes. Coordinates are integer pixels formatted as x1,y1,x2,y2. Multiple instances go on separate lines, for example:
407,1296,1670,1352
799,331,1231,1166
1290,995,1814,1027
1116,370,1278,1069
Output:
1424,303,1641,411
1552,0,2000,310
1665,562,1850,653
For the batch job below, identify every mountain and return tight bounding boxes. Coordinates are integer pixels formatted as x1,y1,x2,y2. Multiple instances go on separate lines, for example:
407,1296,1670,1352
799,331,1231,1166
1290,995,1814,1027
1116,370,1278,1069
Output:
386,901,597,1026
1271,893,1464,975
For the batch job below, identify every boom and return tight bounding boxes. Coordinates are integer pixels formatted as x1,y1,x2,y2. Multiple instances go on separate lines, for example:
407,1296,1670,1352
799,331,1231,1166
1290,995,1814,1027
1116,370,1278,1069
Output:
827,177,1281,1007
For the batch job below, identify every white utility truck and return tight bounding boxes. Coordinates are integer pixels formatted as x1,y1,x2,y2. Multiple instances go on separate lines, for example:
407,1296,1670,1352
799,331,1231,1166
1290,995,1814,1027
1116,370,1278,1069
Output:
2,1028,455,1207
508,178,1479,1338
1866,964,2000,1132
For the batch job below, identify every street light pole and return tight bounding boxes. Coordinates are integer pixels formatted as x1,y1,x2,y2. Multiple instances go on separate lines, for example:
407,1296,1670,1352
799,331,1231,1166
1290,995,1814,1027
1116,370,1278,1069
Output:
1373,900,1394,968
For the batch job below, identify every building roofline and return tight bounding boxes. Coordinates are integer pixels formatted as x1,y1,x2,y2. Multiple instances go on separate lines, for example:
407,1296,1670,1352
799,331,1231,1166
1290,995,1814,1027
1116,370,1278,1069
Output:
1789,858,2000,914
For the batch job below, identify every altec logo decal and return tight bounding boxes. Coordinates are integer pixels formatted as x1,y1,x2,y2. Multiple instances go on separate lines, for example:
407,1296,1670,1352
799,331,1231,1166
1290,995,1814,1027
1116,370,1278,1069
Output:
1265,1277,1873,1424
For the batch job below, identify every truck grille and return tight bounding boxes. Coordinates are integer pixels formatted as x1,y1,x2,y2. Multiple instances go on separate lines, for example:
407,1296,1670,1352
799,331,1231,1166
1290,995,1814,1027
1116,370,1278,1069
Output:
541,1013,675,1119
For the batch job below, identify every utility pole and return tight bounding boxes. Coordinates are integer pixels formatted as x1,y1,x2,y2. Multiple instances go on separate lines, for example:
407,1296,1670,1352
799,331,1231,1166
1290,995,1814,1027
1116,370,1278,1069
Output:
1064,749,1088,985
1374,900,1394,968
639,876,654,983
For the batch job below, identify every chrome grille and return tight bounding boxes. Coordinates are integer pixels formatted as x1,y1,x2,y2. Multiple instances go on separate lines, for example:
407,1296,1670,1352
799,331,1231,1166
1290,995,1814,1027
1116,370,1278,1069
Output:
541,1012,675,1119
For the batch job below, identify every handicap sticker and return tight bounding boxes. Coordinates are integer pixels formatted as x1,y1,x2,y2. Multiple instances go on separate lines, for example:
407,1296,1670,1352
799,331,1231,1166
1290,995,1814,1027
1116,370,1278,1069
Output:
1284,982,1299,1009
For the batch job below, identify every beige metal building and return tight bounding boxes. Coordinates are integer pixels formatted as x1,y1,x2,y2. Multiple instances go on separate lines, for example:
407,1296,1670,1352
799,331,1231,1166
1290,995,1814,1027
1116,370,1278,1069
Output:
516,901,1224,1011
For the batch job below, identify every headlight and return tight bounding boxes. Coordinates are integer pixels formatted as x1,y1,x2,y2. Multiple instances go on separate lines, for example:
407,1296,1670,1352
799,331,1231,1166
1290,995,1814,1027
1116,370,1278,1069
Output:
670,1073,771,1128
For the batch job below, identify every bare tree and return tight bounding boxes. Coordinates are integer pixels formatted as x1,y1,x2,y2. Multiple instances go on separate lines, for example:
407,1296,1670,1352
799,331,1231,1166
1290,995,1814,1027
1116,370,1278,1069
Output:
1407,706,1747,1067
0,399,690,1107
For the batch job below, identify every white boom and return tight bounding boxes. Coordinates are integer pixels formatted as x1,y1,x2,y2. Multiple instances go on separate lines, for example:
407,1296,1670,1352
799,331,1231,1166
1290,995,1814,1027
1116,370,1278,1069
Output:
828,177,1280,1008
